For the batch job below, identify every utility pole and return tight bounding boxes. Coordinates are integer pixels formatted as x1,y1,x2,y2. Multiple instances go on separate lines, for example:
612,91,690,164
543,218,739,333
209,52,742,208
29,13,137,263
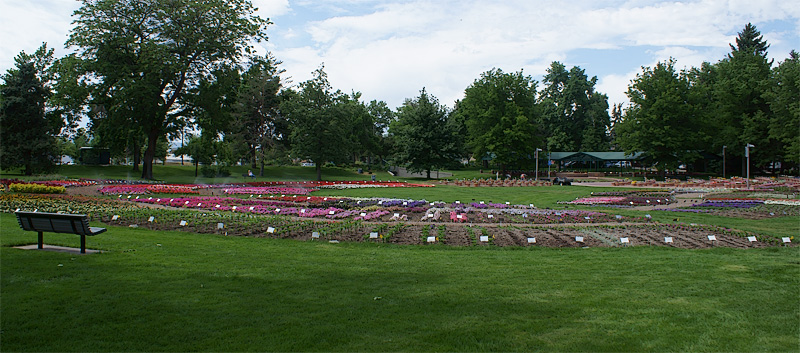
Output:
745,144,754,189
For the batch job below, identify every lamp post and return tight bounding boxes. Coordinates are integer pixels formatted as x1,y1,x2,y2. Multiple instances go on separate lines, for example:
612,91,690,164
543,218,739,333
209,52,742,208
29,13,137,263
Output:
745,144,754,189
722,145,726,179
535,148,542,181
548,151,551,180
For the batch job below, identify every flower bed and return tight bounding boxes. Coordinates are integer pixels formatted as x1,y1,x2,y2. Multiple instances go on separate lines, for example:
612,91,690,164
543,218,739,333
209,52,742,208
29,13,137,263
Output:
224,187,317,195
9,183,66,194
563,192,674,207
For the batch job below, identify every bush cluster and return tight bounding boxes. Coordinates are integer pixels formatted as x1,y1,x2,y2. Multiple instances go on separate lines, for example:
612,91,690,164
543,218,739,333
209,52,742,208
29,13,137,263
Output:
9,183,66,194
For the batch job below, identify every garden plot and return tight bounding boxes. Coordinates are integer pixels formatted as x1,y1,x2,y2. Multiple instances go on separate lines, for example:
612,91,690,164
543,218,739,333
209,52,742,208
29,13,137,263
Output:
2,185,793,249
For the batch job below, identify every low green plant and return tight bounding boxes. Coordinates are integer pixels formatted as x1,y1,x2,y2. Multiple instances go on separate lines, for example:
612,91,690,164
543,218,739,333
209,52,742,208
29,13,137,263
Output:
9,183,66,194
437,224,447,242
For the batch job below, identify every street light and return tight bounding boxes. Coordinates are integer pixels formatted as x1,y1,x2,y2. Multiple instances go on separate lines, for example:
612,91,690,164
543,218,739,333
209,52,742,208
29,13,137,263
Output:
722,145,726,179
745,144,754,189
535,148,542,181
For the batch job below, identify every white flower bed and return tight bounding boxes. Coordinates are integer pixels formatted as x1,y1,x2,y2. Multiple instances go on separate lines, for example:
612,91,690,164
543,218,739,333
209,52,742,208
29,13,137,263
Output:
764,200,800,206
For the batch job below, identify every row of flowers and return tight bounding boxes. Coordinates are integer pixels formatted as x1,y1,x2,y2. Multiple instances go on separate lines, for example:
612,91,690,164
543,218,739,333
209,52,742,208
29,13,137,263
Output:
120,195,645,224
8,183,66,194
243,180,433,188
99,184,200,195
1,178,96,189
564,196,673,206
223,187,316,195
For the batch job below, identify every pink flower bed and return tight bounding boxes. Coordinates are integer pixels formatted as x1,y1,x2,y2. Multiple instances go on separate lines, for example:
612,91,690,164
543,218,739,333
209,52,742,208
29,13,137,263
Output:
223,187,316,195
569,196,627,205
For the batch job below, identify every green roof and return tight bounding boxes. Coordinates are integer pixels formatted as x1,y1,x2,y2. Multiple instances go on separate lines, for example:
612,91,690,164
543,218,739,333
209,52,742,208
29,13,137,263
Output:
547,152,645,161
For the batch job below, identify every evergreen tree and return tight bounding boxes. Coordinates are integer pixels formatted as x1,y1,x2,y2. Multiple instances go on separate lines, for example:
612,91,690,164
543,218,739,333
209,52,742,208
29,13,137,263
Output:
766,51,800,171
390,88,458,179
714,23,775,172
0,45,62,175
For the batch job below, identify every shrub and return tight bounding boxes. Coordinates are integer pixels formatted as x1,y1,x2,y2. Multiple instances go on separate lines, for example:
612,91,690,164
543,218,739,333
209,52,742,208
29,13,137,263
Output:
9,183,66,194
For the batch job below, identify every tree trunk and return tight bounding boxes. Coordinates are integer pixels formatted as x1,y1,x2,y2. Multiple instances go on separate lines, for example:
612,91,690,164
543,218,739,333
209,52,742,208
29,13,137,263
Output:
24,151,32,176
132,140,141,172
426,169,431,179
251,145,257,169
195,160,198,177
141,130,159,180
316,164,322,181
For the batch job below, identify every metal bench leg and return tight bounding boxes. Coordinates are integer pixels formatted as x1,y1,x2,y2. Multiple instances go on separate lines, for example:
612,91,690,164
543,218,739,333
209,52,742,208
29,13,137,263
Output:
38,231,43,249
81,234,86,254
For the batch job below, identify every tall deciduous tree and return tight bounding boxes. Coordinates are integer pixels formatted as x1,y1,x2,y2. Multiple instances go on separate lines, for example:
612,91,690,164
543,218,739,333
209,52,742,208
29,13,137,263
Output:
617,58,704,172
366,99,396,166
458,68,540,171
67,0,268,179
540,62,611,152
0,45,63,175
284,66,349,181
232,54,286,174
390,88,457,179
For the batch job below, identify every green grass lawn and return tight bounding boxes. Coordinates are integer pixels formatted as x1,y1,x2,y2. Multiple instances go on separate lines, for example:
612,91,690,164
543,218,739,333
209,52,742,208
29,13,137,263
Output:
1,164,400,184
1,213,798,352
311,184,627,208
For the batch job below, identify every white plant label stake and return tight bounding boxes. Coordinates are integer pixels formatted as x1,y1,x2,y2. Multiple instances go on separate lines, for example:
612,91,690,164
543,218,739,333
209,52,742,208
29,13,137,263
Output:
527,237,536,244
180,220,187,226
620,237,629,244
267,227,275,234
148,216,155,222
480,236,489,242
575,236,584,242
217,223,224,229
747,236,757,242
370,232,378,239
427,236,436,243
312,232,320,239
112,215,119,221
708,235,717,241
664,237,673,243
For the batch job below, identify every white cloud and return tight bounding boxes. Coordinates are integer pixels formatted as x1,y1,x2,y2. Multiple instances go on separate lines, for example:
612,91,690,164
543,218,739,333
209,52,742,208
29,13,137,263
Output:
268,0,799,109
0,0,78,72
2,0,798,114
252,0,291,18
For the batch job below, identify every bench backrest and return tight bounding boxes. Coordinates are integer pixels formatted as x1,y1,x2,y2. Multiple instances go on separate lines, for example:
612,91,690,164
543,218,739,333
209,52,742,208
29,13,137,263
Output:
15,211,93,236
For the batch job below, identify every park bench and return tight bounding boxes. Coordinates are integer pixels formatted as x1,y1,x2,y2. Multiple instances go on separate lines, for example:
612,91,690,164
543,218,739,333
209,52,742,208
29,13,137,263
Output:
15,211,106,254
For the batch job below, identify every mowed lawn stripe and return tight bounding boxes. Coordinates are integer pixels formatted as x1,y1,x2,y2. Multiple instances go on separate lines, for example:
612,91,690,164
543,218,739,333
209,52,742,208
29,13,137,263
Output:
1,213,797,351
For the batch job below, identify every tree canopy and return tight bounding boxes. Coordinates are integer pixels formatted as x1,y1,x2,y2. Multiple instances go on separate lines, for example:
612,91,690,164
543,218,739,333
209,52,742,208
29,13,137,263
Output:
283,66,350,181
390,88,458,178
617,58,705,171
457,68,541,171
66,0,268,179
0,44,62,175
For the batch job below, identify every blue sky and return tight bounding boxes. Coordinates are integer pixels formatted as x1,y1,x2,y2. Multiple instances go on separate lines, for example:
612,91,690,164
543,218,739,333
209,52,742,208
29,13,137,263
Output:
2,0,798,111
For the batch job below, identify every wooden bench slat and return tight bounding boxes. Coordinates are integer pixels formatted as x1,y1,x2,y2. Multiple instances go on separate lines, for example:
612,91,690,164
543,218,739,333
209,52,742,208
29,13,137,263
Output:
14,211,106,254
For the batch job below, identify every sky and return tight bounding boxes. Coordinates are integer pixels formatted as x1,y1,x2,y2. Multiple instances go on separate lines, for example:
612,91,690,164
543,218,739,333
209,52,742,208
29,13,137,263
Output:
1,0,799,111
